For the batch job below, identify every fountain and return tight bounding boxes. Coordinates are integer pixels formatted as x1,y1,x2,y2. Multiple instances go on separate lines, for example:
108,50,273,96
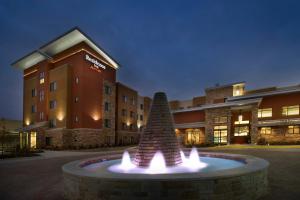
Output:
62,92,269,200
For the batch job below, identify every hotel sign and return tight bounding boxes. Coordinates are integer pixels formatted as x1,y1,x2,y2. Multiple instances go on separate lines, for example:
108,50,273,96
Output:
85,54,106,72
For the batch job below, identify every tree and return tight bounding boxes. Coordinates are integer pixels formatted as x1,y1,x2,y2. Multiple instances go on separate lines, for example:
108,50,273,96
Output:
1,118,6,158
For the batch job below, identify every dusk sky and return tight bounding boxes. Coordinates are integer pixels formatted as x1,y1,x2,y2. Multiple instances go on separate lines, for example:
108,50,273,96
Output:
1,0,300,120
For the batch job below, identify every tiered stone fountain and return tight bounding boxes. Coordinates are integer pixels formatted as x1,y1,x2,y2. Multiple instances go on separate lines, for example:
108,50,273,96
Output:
63,92,269,200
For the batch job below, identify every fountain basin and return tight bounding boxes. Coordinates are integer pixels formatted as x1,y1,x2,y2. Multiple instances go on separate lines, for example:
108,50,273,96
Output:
62,152,269,200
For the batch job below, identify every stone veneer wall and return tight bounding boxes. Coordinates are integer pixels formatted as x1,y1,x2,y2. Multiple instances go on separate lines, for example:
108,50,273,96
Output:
44,128,107,149
251,105,259,144
64,169,268,200
116,130,139,145
258,126,300,144
205,108,232,144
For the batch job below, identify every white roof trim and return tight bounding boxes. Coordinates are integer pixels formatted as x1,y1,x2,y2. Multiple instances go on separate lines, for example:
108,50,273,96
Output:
174,122,205,129
12,28,119,70
228,85,300,101
172,98,262,113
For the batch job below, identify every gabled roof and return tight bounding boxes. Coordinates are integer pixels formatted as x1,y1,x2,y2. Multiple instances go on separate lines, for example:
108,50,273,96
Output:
11,27,120,70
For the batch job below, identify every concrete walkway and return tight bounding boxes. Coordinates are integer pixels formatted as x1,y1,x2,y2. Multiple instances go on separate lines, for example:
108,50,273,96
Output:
0,146,136,164
0,147,300,200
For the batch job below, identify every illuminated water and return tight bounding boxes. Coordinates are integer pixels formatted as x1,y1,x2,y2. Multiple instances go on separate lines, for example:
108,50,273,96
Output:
83,148,245,174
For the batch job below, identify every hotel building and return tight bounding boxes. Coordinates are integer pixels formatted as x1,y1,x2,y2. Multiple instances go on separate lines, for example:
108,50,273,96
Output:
12,28,151,149
171,82,300,145
11,27,300,149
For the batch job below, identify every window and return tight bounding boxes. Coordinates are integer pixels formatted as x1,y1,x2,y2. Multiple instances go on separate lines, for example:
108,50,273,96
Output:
75,116,79,123
131,98,135,105
39,90,44,102
288,126,300,134
282,105,299,116
104,119,111,128
50,81,57,92
105,102,110,112
140,115,143,121
213,126,227,144
122,109,127,116
75,77,79,84
122,95,128,103
45,137,52,146
130,111,134,118
39,72,45,84
186,129,204,145
49,100,57,109
258,108,272,118
214,116,227,124
49,119,56,128
75,97,79,103
31,88,37,97
234,126,249,136
39,112,44,121
129,124,133,130
122,122,126,130
105,85,111,95
260,127,271,135
30,132,36,148
31,105,37,113
140,104,144,110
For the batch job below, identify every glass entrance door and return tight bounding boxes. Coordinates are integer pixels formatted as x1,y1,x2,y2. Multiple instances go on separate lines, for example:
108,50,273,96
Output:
213,126,228,144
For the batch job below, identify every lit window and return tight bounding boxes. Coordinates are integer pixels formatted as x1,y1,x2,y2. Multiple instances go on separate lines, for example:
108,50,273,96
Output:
75,116,79,123
213,126,227,144
50,81,57,92
31,88,37,97
233,84,244,96
75,97,79,103
288,126,300,134
39,112,44,121
30,132,37,149
234,126,249,136
39,72,45,84
260,127,271,135
258,108,272,118
282,105,299,116
104,119,111,128
75,77,79,84
186,129,204,145
49,100,57,109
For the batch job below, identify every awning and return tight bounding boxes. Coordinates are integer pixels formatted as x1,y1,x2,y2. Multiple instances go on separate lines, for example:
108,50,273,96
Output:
17,121,49,132
258,118,300,127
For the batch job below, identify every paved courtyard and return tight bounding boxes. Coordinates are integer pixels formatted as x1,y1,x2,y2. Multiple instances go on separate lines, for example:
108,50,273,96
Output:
0,147,299,200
